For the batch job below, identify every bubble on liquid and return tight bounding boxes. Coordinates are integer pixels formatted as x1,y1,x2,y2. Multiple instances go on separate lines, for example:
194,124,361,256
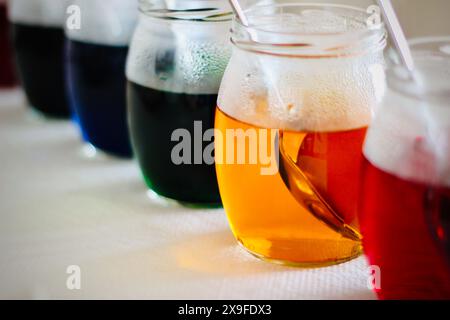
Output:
65,0,137,46
9,0,68,27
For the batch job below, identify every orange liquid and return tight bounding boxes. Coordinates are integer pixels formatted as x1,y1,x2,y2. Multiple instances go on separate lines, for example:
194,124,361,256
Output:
215,107,362,266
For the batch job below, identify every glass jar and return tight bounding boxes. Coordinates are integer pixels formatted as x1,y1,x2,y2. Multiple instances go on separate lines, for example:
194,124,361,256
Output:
359,37,450,299
65,0,137,158
126,0,232,206
216,2,386,266
9,0,70,118
0,0,17,88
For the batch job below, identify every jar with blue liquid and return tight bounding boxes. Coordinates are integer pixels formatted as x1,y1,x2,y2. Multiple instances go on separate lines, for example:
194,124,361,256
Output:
65,0,137,158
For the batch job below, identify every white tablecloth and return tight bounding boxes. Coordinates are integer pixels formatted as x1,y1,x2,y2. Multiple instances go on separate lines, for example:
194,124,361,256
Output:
0,89,376,300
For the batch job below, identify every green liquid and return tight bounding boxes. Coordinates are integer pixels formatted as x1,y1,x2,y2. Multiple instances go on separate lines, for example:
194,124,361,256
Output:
127,81,222,207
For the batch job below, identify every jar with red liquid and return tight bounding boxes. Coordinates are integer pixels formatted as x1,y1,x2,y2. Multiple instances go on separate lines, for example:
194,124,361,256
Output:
359,37,450,300
0,0,17,88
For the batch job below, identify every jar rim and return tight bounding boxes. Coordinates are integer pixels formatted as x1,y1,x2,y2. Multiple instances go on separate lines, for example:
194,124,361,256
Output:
138,0,232,22
387,36,450,103
231,2,386,58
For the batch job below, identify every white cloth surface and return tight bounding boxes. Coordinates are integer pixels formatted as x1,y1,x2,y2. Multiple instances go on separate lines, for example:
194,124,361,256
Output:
0,89,376,300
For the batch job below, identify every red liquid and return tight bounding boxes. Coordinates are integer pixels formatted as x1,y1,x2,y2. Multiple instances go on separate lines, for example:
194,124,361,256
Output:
428,187,450,266
297,127,367,228
359,158,450,300
0,3,17,88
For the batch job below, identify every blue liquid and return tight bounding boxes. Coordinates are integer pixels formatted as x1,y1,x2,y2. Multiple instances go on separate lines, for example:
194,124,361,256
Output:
66,40,132,158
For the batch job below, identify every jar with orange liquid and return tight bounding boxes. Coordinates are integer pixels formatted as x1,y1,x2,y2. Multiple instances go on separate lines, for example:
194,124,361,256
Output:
215,2,386,266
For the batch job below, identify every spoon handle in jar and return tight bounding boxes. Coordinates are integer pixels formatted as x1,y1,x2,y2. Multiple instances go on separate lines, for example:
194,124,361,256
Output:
376,0,415,73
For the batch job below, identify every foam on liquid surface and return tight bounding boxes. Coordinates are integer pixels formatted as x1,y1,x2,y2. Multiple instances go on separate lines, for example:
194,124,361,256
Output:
9,0,68,27
65,0,137,46
218,9,385,132
364,57,450,187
